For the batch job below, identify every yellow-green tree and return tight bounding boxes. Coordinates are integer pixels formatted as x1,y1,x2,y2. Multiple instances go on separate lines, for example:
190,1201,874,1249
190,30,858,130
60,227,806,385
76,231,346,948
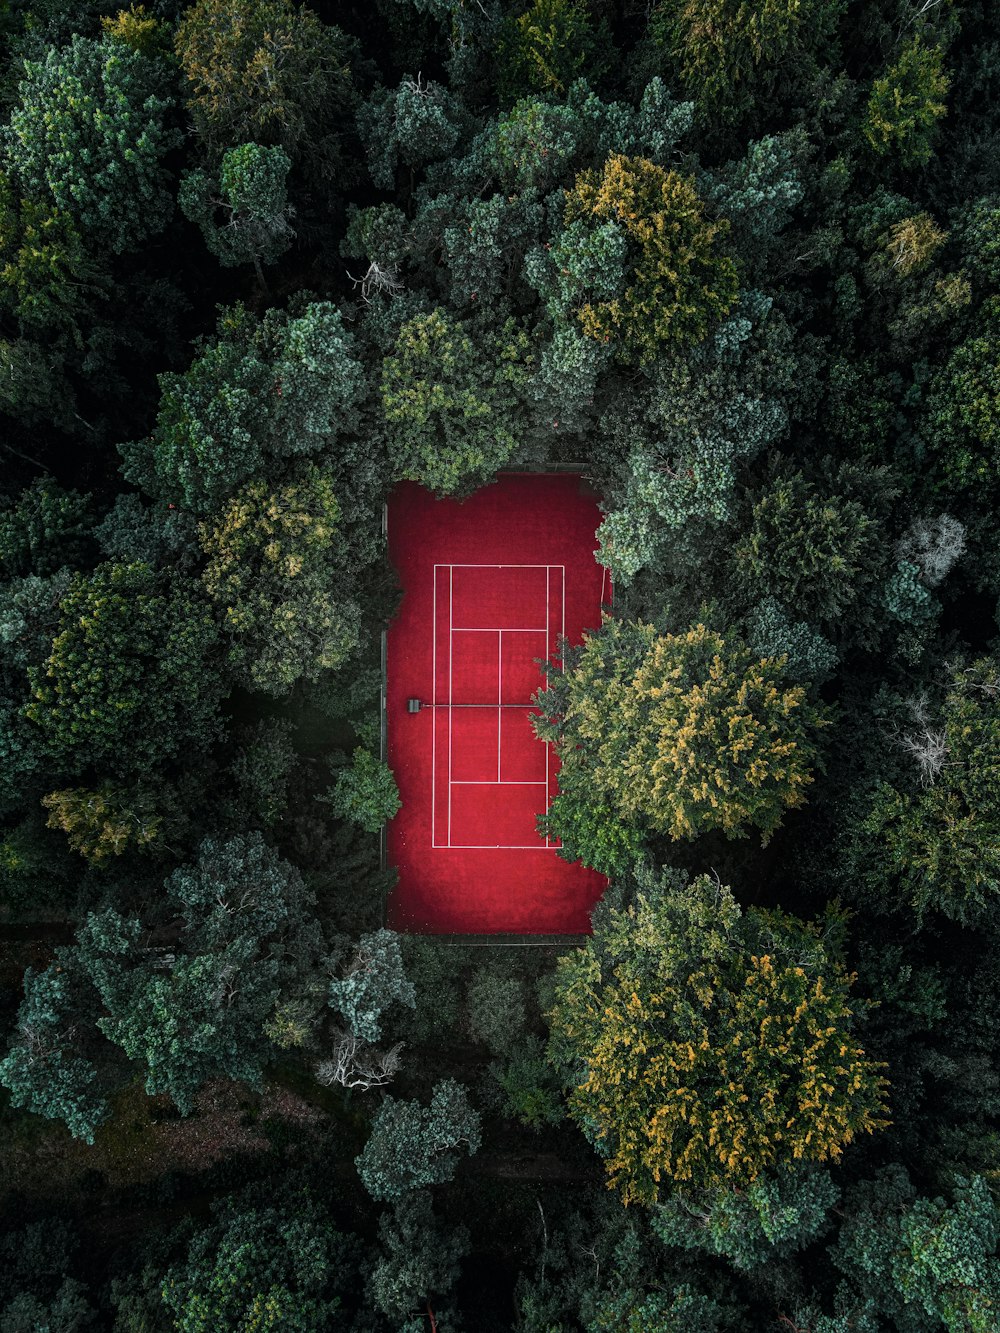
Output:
547,868,889,1204
41,782,170,863
174,0,355,170
863,35,950,168
199,463,359,695
534,620,827,844
555,156,738,362
649,0,844,117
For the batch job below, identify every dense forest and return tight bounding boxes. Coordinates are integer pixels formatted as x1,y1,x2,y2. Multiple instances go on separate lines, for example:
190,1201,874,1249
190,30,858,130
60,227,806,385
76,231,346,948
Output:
1,0,1000,1327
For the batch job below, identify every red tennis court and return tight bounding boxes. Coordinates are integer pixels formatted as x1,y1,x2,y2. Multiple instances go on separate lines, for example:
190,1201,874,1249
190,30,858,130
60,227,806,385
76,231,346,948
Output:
386,474,609,934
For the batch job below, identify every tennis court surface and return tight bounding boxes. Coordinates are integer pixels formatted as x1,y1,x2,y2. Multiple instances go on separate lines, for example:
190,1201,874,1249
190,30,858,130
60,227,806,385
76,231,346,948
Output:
386,475,609,934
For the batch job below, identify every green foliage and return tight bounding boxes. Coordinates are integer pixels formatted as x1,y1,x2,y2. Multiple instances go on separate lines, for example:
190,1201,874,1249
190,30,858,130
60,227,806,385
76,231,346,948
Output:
649,0,844,115
83,909,280,1114
546,155,738,362
734,460,892,629
467,969,526,1055
161,1195,350,1331
540,778,646,876
0,181,109,340
651,1164,838,1269
174,0,355,171
923,298,1000,491
165,831,310,953
859,658,1000,924
535,619,828,844
327,929,415,1043
324,748,401,833
41,781,170,863
0,337,76,428
0,478,93,578
587,1283,742,1332
594,300,795,583
24,562,224,773
396,936,464,1046
5,33,180,254
0,1219,94,1332
0,965,108,1143
368,1192,469,1320
864,36,950,168
0,1284,96,1332
381,307,533,494
120,301,365,514
95,494,202,573
833,1166,1000,1332
707,133,805,265
745,598,839,681
548,867,888,1202
356,1079,482,1201
229,718,297,825
179,142,295,272
0,570,72,812
497,0,604,101
199,463,360,695
491,1034,565,1128
356,74,461,190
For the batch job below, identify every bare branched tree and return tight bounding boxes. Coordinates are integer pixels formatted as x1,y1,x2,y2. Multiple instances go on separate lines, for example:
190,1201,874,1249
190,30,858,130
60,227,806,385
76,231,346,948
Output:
898,727,949,785
315,1029,403,1091
347,261,404,303
896,514,966,588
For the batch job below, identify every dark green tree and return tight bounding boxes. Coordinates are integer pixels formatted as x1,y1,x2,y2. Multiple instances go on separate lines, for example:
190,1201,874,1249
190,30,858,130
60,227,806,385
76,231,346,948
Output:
81,909,280,1116
120,301,366,514
0,478,94,578
327,929,415,1044
380,307,534,494
367,1192,469,1321
356,1079,482,1201
831,1166,1000,1331
0,963,108,1143
179,142,295,278
24,562,224,773
733,459,894,633
651,1164,838,1270
356,74,461,190
5,33,181,254
855,657,1000,924
161,1194,353,1331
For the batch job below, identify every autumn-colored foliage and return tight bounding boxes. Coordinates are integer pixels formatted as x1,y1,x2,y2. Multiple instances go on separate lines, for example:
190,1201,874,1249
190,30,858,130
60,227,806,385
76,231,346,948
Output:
548,869,889,1203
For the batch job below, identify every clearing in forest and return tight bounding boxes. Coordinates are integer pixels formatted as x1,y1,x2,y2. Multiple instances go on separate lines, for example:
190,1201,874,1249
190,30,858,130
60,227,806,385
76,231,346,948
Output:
386,473,609,934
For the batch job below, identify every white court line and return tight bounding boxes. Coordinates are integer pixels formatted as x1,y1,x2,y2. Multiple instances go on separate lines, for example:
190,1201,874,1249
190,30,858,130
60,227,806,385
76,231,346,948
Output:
545,566,550,847
448,566,453,848
452,780,547,785
497,630,502,782
430,562,567,851
431,564,437,847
